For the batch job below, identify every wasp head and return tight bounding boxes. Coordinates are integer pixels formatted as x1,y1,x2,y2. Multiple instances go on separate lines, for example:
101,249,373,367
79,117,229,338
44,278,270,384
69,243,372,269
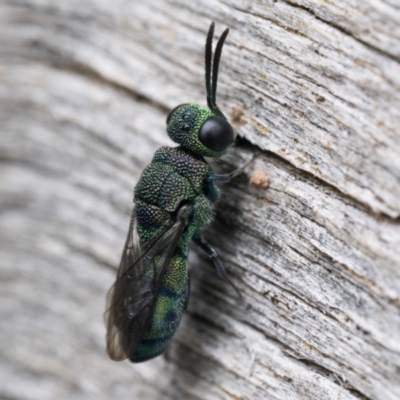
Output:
166,23,235,158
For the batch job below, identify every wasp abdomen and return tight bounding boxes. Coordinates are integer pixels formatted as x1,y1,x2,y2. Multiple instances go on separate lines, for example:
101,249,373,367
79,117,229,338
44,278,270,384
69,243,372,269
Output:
129,249,190,362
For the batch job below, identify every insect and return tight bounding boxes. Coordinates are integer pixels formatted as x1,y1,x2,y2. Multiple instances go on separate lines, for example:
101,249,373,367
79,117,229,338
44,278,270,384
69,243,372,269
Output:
105,22,252,362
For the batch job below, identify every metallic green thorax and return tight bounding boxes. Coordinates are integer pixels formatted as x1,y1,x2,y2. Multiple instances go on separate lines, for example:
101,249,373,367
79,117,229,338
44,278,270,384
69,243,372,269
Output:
130,144,218,362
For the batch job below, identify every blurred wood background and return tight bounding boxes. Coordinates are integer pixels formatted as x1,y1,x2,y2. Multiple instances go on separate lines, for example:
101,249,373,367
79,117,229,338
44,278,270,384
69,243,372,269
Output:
1,1,400,399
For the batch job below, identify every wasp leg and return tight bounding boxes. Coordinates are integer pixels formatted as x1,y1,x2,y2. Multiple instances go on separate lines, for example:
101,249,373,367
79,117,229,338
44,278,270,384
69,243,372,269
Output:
192,236,227,278
192,236,241,298
208,154,258,183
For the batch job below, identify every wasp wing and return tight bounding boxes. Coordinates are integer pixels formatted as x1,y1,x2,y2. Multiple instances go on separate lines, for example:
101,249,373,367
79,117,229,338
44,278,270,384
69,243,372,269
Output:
105,204,190,361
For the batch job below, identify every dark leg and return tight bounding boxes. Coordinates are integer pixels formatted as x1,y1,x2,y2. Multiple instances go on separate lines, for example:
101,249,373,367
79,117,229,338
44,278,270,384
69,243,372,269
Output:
193,236,241,298
193,236,228,279
208,154,258,183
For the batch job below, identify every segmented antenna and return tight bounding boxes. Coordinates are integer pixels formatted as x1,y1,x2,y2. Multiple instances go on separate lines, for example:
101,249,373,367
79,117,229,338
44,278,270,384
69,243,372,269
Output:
205,22,214,110
205,22,229,116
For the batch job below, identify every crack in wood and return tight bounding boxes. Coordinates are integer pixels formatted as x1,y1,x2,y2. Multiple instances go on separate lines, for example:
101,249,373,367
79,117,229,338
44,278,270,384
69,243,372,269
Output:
282,354,372,400
281,0,400,64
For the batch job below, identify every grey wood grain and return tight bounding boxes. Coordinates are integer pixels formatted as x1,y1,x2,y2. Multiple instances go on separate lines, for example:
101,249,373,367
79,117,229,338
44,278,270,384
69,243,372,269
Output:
1,1,399,399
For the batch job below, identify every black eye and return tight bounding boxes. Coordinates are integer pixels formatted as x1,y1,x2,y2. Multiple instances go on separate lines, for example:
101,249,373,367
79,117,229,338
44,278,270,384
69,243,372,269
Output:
198,117,234,152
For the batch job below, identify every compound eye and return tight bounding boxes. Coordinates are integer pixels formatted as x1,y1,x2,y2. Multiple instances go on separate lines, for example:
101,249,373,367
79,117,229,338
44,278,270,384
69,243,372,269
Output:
198,116,234,152
166,103,189,124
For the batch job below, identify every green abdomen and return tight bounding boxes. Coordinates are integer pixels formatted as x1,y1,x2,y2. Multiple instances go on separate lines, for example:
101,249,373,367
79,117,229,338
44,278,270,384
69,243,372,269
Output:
130,249,189,363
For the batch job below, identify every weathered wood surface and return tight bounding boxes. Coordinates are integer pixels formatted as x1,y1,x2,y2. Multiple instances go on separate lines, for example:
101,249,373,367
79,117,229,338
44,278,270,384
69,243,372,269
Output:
1,1,399,399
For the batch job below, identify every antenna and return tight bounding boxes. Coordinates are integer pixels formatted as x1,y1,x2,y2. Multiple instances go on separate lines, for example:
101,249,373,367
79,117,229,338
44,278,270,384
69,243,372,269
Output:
205,22,214,110
205,22,229,116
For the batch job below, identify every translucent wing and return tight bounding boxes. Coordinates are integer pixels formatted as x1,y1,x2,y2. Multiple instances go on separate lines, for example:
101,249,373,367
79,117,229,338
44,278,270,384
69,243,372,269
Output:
104,203,191,361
